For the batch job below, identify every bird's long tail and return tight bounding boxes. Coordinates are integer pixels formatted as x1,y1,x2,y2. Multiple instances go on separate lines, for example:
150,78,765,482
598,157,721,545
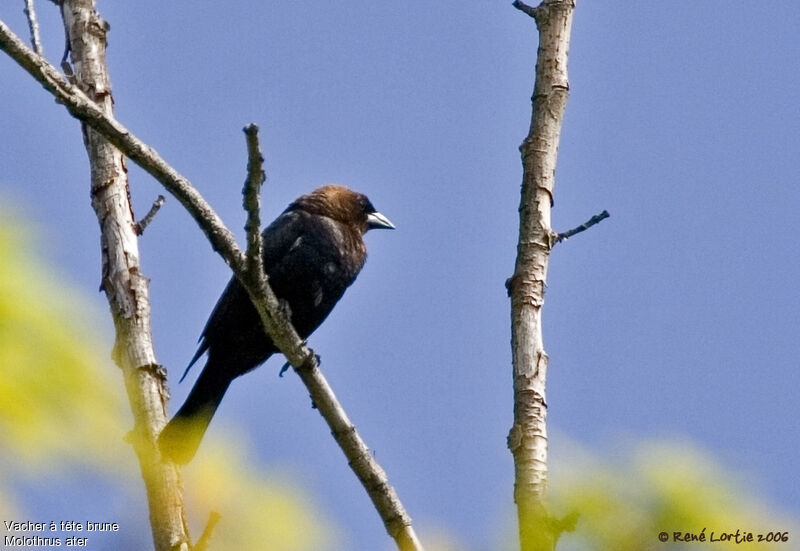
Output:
158,361,232,464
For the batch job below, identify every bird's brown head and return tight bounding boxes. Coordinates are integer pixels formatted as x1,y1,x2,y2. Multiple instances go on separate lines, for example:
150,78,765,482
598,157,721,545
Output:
292,184,395,234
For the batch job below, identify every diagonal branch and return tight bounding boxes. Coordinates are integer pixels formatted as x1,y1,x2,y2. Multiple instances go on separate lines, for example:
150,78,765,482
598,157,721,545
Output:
134,195,166,235
0,17,423,551
0,18,244,275
512,0,540,20
555,210,609,244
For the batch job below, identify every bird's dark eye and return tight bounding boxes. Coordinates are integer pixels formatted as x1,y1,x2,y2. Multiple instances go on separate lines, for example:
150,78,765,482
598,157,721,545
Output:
362,197,376,213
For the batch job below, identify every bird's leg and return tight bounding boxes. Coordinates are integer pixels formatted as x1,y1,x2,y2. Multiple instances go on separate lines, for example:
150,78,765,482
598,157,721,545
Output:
276,299,294,378
278,345,320,378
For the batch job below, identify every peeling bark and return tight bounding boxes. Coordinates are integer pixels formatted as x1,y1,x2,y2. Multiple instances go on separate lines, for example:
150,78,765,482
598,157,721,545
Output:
58,1,189,549
508,1,576,550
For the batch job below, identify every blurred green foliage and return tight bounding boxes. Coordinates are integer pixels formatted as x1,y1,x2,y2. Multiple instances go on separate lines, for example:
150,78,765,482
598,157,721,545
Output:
0,213,335,549
0,215,128,473
549,439,798,550
183,441,336,550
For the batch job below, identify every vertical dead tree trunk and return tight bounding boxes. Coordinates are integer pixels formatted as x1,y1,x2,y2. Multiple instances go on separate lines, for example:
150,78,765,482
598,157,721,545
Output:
56,1,189,549
507,1,575,550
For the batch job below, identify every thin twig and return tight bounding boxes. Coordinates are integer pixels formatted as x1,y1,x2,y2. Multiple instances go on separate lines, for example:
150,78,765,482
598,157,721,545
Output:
193,511,221,551
134,195,166,235
512,0,540,20
242,124,265,279
23,0,43,55
47,0,75,77
555,210,609,243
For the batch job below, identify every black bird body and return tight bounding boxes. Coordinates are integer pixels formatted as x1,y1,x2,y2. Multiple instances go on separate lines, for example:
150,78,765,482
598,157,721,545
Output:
159,185,393,463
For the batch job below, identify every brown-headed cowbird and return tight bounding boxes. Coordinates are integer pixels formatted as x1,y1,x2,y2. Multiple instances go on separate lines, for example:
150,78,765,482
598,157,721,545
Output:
159,185,394,463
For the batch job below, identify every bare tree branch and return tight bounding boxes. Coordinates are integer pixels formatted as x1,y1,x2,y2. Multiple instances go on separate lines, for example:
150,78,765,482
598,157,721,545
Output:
242,123,266,280
512,0,540,20
49,1,190,549
0,14,424,551
508,1,576,550
291,357,424,551
22,0,43,55
0,18,245,275
134,195,166,235
555,210,609,243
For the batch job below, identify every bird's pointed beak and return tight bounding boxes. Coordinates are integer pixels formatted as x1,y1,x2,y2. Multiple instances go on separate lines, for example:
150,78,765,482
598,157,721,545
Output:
366,211,395,230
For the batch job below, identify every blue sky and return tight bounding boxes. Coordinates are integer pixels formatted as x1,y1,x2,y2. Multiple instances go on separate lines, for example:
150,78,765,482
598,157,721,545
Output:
2,2,799,549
